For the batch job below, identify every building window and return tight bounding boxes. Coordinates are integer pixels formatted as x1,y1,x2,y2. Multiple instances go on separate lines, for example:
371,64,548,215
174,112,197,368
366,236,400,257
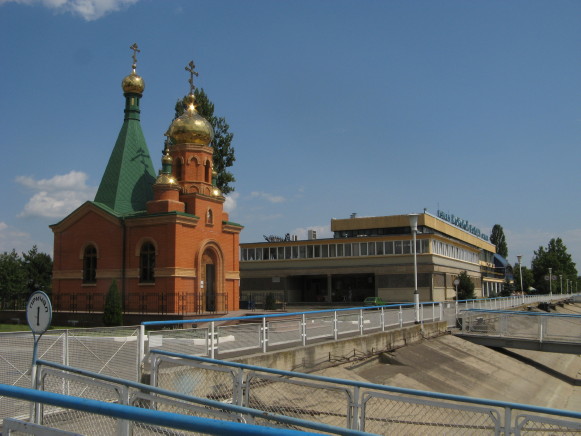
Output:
140,242,156,283
344,244,352,257
352,243,360,256
360,242,368,256
206,209,213,225
83,245,97,283
395,241,403,255
314,245,321,258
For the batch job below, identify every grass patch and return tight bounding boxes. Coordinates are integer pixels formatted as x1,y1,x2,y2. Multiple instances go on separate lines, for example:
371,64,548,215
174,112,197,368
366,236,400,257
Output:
0,324,76,333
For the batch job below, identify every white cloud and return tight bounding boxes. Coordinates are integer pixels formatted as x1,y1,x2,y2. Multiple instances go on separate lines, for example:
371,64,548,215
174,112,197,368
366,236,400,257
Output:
224,192,239,213
0,0,139,21
0,221,34,253
250,191,286,204
16,171,96,219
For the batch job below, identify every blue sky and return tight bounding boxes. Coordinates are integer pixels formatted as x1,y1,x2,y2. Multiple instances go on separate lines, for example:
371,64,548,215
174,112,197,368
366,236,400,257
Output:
0,0,579,268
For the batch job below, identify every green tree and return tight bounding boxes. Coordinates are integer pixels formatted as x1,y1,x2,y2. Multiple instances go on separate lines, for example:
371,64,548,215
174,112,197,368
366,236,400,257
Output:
173,88,236,194
531,238,577,294
501,278,514,297
103,280,123,326
0,250,27,308
22,245,52,297
513,265,534,294
456,271,475,300
490,224,508,258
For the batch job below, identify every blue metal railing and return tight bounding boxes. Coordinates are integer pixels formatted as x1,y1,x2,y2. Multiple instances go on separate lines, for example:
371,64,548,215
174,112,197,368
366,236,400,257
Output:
150,349,581,422
0,383,326,436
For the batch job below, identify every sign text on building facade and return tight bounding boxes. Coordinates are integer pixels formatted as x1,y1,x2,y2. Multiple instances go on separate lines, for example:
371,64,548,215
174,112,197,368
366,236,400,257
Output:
436,210,489,242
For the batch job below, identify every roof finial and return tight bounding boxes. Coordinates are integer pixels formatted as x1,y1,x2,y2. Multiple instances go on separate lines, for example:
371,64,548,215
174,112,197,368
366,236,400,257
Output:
185,60,198,94
130,43,140,73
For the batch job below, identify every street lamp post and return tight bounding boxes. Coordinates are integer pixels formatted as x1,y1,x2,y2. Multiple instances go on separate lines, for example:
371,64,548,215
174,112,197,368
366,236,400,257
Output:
549,268,552,297
560,274,563,294
517,255,524,304
409,214,420,324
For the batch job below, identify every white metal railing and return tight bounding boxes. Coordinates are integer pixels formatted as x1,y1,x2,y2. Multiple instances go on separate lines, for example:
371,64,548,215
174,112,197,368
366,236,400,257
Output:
459,307,581,344
143,294,571,363
0,293,572,427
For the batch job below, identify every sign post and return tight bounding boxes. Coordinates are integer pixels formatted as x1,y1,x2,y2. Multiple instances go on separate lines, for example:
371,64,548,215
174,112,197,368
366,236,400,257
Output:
26,291,52,387
26,291,52,423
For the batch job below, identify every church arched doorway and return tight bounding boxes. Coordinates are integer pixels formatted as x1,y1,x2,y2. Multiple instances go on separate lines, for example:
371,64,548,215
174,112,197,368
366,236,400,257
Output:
201,248,219,312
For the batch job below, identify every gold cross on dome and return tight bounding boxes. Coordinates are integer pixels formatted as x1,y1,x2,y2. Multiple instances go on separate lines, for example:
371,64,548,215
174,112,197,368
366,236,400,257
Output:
130,43,140,70
185,60,198,93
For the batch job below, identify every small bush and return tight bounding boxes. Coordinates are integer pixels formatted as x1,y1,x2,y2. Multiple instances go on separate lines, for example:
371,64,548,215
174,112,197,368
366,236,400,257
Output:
264,293,276,311
103,280,123,326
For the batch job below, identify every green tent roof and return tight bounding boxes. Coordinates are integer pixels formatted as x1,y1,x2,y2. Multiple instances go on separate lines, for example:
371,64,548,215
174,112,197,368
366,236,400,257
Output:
94,92,156,215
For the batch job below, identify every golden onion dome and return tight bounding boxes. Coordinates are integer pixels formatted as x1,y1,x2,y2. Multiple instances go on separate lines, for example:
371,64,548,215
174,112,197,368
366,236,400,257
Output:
212,186,222,197
154,173,178,186
165,93,214,146
161,153,173,165
122,72,145,94
211,169,222,197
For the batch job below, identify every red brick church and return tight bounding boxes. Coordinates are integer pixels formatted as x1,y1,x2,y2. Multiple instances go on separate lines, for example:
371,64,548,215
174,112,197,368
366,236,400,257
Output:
50,49,243,315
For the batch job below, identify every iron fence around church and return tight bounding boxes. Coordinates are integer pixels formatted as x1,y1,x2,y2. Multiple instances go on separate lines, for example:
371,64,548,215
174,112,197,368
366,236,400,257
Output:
48,291,228,315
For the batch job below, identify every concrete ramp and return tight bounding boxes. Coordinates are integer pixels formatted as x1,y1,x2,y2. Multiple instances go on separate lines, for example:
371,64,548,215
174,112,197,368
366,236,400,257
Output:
315,334,581,411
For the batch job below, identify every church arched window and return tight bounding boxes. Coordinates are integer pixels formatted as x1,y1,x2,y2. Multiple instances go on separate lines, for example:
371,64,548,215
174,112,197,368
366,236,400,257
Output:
175,158,183,181
83,245,97,284
206,209,213,225
205,161,211,183
140,242,156,283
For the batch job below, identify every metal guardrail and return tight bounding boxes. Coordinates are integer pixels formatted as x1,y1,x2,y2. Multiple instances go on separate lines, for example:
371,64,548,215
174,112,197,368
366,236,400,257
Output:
149,349,581,435
33,360,371,436
458,306,581,353
141,295,569,365
0,293,574,431
0,382,319,436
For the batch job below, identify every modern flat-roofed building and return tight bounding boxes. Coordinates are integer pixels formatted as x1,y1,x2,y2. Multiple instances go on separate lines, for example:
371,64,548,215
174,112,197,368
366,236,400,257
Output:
240,212,504,305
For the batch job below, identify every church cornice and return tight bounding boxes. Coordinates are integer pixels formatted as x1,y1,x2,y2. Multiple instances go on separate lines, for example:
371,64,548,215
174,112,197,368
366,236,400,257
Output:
124,211,200,228
50,201,123,233
223,220,244,234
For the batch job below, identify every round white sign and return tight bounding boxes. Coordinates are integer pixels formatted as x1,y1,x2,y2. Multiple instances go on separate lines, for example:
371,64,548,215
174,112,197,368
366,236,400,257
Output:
26,291,52,334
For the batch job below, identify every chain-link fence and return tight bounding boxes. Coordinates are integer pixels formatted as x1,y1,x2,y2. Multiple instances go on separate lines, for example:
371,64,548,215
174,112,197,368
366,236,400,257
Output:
30,360,365,435
459,308,581,345
0,327,140,425
150,350,581,435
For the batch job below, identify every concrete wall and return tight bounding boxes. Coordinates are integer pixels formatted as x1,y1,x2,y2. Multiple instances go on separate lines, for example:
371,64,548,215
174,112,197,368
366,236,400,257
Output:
231,321,448,372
